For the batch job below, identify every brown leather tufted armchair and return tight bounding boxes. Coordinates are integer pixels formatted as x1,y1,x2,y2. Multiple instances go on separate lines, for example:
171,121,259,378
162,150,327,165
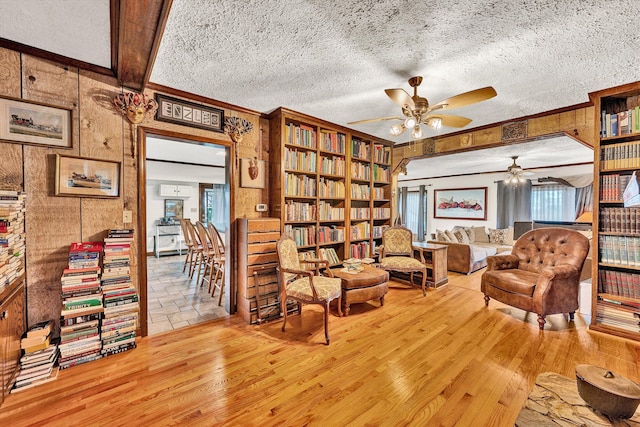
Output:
481,228,590,330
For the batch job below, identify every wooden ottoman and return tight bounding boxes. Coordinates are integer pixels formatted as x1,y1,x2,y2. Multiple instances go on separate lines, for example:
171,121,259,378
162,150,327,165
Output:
331,265,389,316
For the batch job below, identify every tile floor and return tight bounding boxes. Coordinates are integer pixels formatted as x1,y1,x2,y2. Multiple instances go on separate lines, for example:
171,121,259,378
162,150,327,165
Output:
146,254,229,335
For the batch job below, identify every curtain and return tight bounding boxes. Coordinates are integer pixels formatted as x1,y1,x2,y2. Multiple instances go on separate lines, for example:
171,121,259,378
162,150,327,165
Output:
531,185,576,222
417,185,426,241
399,186,427,240
574,184,593,219
496,180,532,228
398,187,408,225
206,184,226,231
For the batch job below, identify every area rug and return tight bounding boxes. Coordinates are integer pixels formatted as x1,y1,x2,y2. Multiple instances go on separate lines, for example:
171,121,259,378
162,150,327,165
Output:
515,372,640,426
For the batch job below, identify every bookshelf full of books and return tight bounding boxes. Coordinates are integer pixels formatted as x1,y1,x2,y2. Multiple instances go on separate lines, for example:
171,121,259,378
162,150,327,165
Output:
0,191,26,290
269,108,392,267
590,82,640,342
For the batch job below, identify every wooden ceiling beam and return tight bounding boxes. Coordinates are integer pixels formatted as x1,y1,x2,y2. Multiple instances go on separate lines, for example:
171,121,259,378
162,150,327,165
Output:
115,0,172,91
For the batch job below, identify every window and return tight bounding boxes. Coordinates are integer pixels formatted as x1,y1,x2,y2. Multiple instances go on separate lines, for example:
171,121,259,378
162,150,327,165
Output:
531,185,576,222
203,184,227,231
399,188,427,240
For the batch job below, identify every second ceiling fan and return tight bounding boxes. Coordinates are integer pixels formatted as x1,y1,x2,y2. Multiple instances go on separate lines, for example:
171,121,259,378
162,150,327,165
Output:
348,76,497,138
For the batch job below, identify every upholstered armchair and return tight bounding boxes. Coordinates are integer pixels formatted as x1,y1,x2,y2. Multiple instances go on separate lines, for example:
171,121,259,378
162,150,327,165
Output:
380,225,427,296
276,235,342,345
481,228,590,329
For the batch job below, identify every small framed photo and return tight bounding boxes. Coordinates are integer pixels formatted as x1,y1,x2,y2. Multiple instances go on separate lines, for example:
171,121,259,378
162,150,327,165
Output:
0,96,72,148
164,199,184,219
240,158,265,189
55,154,120,198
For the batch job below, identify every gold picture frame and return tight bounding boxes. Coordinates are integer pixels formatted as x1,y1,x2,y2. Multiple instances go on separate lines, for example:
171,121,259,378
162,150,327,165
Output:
55,154,120,198
0,96,72,148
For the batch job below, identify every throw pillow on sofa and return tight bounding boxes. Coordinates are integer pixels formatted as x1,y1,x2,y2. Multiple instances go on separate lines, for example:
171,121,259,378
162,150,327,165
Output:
445,229,457,242
436,229,450,242
489,228,510,245
472,226,490,243
453,229,470,244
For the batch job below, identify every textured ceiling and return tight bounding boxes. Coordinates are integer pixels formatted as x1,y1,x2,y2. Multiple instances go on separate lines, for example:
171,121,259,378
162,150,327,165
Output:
151,0,640,143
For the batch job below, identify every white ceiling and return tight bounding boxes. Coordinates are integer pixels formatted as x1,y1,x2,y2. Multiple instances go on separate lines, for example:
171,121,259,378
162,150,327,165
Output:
1,0,631,176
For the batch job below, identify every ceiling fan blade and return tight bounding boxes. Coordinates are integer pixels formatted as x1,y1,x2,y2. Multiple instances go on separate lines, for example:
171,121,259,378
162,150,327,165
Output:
425,114,472,128
384,88,415,109
347,116,403,125
521,171,535,176
427,86,497,112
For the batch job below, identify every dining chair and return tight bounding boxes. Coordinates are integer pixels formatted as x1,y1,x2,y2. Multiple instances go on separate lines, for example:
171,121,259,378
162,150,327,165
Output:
195,222,216,290
185,221,204,282
179,218,195,274
207,223,225,305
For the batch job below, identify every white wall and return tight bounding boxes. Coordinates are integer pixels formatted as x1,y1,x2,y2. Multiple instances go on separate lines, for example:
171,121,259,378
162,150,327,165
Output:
398,163,593,238
145,160,225,253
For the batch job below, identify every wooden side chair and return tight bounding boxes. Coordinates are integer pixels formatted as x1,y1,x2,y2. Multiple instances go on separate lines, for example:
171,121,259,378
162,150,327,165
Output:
379,225,427,296
179,218,195,274
185,221,204,282
207,223,225,305
275,235,342,345
195,222,216,290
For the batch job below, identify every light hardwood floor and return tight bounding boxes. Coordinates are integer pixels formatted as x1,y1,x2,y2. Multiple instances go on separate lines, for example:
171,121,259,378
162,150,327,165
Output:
1,270,639,426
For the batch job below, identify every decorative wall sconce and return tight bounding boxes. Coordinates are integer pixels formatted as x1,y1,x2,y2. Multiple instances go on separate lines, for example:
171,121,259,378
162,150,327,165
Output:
113,91,158,158
224,116,254,143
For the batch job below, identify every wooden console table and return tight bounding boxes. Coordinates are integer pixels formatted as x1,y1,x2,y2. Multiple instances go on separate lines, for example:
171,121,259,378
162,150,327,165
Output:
412,242,448,288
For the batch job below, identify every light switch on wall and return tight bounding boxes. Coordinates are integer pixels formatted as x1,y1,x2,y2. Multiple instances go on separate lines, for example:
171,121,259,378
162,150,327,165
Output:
123,210,132,223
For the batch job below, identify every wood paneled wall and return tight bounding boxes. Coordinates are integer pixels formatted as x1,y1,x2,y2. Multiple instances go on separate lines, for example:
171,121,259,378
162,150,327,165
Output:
0,47,266,330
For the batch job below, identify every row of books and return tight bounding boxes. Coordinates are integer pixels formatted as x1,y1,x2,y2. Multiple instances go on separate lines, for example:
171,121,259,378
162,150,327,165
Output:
598,270,640,299
599,208,640,233
599,235,640,267
285,225,316,247
285,147,317,172
373,164,391,183
600,141,640,169
318,178,345,198
317,226,345,244
373,208,391,219
284,201,316,222
351,183,371,199
284,173,316,197
0,191,25,288
373,144,391,164
351,222,370,240
596,300,639,333
319,130,346,154
285,123,316,148
600,174,632,201
351,161,371,181
351,138,371,161
320,155,345,176
372,225,390,239
600,106,640,138
12,320,58,393
318,202,344,221
351,207,371,220
297,248,340,268
350,241,371,259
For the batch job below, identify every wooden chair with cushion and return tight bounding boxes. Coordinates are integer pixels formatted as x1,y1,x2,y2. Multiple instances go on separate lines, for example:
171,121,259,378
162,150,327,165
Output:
379,225,427,296
275,235,342,345
481,227,590,329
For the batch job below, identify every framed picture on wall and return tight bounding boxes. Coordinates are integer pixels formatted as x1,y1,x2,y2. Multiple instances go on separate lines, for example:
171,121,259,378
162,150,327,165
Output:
240,158,265,189
55,154,120,198
164,199,184,219
434,187,487,220
0,96,72,148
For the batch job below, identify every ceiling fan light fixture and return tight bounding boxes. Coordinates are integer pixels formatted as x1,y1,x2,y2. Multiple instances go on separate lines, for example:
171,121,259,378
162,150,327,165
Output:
411,124,423,139
404,116,417,129
390,123,404,136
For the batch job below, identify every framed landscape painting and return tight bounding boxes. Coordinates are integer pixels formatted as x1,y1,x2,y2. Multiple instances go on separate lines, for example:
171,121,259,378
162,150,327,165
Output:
0,96,72,148
55,154,120,198
434,187,487,220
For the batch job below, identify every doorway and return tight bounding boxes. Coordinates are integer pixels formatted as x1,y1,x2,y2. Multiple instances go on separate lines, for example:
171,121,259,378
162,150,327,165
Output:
138,128,233,336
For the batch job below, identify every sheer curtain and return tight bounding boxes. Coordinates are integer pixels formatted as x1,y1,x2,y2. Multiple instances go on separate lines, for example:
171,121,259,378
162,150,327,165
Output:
206,184,227,231
531,185,576,222
398,186,427,240
496,180,532,228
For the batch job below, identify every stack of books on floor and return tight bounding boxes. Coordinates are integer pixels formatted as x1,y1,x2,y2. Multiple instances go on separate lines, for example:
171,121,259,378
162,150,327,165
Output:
0,190,26,288
12,320,59,393
101,229,138,356
59,242,104,369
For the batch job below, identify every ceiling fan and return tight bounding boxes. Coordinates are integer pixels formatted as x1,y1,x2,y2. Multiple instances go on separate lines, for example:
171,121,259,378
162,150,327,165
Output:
504,156,534,185
348,76,497,139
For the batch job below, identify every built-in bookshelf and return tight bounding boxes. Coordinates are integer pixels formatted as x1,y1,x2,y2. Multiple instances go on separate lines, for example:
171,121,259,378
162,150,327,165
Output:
590,82,640,342
269,108,392,266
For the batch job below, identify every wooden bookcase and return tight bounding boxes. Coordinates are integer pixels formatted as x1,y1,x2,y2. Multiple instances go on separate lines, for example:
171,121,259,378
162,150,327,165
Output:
0,276,25,405
589,81,640,342
268,108,392,267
